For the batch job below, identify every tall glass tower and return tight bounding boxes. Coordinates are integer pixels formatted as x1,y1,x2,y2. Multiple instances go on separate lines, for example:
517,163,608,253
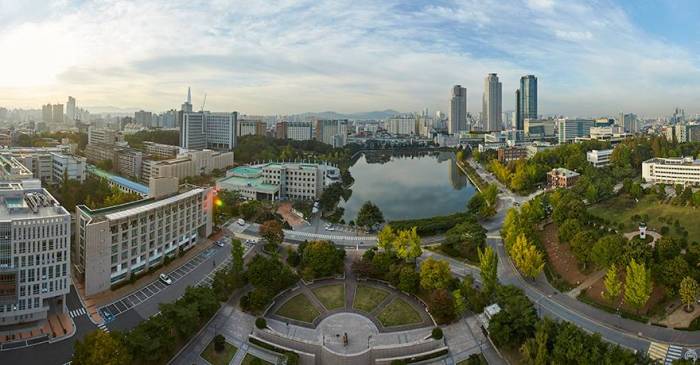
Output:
519,75,538,127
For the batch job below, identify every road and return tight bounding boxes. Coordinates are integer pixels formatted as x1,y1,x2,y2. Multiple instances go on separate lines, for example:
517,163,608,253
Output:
0,240,231,365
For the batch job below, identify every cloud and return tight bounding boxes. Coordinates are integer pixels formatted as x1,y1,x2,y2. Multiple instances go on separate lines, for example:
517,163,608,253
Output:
0,0,699,117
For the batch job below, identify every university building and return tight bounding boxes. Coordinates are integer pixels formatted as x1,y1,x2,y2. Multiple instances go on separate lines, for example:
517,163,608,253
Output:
642,157,700,186
75,178,213,296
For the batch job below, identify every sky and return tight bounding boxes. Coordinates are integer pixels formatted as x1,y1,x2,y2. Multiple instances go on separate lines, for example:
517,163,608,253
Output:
1,0,699,117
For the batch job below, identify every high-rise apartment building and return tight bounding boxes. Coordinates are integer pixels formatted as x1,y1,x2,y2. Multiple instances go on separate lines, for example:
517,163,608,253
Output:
134,110,153,127
287,122,313,141
482,73,502,132
237,118,266,137
518,75,537,130
66,97,76,122
0,179,71,328
180,111,237,151
42,104,64,123
449,85,467,134
387,115,417,135
315,120,348,147
42,104,52,123
515,89,522,131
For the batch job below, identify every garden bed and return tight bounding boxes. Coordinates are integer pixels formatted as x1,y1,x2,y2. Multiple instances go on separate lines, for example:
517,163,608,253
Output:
312,284,345,310
353,284,389,313
377,298,422,327
275,294,321,323
200,339,237,365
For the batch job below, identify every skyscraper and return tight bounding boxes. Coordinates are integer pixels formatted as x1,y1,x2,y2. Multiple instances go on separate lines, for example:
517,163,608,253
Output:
181,87,193,113
449,85,467,134
482,73,502,132
515,89,522,130
519,75,537,129
66,96,76,122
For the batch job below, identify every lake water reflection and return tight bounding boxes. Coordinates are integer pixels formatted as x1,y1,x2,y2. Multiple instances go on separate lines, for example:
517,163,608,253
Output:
341,151,476,222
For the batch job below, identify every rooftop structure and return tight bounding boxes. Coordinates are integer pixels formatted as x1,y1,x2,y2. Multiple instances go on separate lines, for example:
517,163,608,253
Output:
87,165,149,196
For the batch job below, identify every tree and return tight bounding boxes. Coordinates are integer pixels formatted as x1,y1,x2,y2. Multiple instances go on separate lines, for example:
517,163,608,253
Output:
259,220,284,248
460,275,488,312
624,259,652,313
591,234,624,268
656,256,690,295
443,217,486,260
231,239,245,276
510,234,544,279
603,264,622,303
397,266,420,294
214,334,226,352
356,201,384,230
490,285,537,347
680,276,699,312
557,218,582,243
428,288,456,324
520,318,554,365
377,225,396,252
73,330,131,365
419,257,452,290
394,227,422,262
299,240,345,279
478,246,498,296
569,230,597,269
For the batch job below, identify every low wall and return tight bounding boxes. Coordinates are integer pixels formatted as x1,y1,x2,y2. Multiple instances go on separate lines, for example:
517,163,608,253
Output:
252,327,445,365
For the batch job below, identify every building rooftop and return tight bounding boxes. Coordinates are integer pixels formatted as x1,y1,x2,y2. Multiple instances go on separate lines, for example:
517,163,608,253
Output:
549,167,580,177
78,185,205,221
217,174,279,194
644,157,700,166
0,181,68,219
87,166,149,195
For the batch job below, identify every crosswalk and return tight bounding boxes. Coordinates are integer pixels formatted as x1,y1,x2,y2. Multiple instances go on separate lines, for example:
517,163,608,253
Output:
97,323,110,333
648,342,669,362
666,345,684,365
69,308,87,318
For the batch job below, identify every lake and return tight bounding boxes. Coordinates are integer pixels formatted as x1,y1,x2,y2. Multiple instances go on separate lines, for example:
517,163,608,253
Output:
341,151,476,222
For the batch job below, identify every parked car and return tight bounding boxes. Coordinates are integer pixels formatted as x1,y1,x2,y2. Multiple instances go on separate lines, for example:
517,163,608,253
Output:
237,218,246,226
215,240,225,247
325,225,335,231
159,273,173,285
245,239,257,245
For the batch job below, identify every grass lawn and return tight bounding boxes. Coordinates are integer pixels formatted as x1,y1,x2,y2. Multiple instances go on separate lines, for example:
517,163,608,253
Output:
312,284,345,310
275,293,320,323
377,298,422,327
588,195,699,239
352,284,389,313
200,339,237,365
241,354,273,365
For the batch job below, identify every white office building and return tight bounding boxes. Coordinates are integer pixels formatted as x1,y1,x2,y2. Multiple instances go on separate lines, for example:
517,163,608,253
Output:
180,111,237,151
0,180,71,328
387,115,417,136
586,149,613,168
217,162,341,201
642,157,700,186
287,122,313,141
315,120,348,147
75,180,213,296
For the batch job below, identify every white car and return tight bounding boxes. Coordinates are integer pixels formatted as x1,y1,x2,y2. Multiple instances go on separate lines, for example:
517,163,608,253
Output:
159,273,173,285
237,218,246,226
325,225,335,231
245,239,257,245
215,240,225,247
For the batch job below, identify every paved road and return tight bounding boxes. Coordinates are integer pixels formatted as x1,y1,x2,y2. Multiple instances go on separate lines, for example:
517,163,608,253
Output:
0,240,231,365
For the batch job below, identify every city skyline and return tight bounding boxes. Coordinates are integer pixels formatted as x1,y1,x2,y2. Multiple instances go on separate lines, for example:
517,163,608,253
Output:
1,0,700,117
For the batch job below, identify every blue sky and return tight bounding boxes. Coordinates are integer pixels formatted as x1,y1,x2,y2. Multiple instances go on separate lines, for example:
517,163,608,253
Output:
0,0,699,117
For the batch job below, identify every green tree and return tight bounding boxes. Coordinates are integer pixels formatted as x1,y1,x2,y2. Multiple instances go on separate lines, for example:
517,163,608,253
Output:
591,234,624,268
443,216,486,260
394,227,422,262
557,218,582,243
355,201,384,230
428,288,456,324
397,266,420,294
73,330,131,365
299,240,345,278
419,257,452,290
510,234,544,279
624,259,652,313
603,264,622,303
680,276,699,312
569,230,597,269
478,246,498,296
377,225,396,252
259,220,284,248
231,239,244,276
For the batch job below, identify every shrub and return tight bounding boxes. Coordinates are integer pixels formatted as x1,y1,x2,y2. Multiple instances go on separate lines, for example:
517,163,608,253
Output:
431,327,443,339
255,317,267,329
287,250,300,267
213,334,226,352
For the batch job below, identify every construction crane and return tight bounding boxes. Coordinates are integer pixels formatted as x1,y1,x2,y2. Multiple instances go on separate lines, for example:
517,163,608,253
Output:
200,93,207,111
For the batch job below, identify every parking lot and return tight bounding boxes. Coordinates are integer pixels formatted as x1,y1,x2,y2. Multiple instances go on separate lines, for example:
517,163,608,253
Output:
98,244,222,321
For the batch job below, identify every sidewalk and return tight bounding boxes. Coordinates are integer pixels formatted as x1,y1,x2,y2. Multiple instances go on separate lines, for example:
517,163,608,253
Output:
75,230,228,323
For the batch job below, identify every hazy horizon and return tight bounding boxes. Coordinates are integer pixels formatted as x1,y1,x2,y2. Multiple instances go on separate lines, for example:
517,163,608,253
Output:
1,0,699,117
